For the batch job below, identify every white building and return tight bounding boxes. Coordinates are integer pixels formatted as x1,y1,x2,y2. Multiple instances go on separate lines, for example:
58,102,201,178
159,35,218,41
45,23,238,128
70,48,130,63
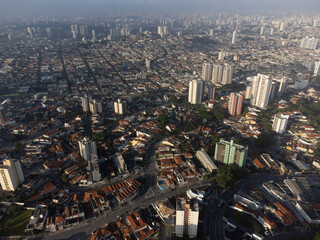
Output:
175,197,199,238
251,74,272,109
81,95,91,112
300,36,318,50
114,99,127,115
0,159,25,191
188,80,204,104
195,150,217,173
222,65,233,85
87,154,100,183
201,62,213,81
79,137,97,161
89,99,102,114
272,114,289,134
313,61,320,76
212,64,223,84
232,31,237,44
113,153,128,174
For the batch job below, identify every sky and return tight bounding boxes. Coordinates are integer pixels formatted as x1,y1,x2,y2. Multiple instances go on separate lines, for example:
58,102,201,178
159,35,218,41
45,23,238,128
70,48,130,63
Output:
1,0,320,16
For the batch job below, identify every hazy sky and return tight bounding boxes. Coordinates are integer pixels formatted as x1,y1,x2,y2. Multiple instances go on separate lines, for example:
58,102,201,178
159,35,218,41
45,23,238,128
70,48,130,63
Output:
1,0,320,16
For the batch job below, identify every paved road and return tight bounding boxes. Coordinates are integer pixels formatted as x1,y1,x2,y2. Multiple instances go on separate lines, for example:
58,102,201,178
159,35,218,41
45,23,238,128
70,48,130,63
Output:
45,181,211,240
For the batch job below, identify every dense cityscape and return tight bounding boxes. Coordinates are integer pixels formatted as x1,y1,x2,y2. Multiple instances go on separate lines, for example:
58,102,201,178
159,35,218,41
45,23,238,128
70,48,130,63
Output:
1,3,320,240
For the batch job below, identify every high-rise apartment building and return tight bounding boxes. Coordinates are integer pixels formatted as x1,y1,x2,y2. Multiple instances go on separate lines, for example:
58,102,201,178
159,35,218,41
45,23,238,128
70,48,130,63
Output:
313,61,320,76
251,74,272,109
0,105,7,124
214,139,248,168
87,154,100,183
228,93,243,116
260,25,266,35
201,62,213,81
114,99,127,115
212,64,223,84
79,137,97,161
89,99,102,114
175,197,199,238
0,159,25,191
188,80,204,104
279,77,288,94
272,114,289,134
81,95,92,112
300,36,318,50
232,31,237,44
208,84,216,101
245,86,252,99
222,65,233,85
82,95,102,114
157,26,167,37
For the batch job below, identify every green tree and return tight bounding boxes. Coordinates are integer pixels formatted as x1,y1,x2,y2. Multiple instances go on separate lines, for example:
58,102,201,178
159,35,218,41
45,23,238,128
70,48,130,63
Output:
158,114,169,127
61,176,69,183
314,232,320,240
14,142,24,151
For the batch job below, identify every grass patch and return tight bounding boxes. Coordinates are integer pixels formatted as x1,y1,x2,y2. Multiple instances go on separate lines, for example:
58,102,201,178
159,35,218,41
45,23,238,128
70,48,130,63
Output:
0,206,33,236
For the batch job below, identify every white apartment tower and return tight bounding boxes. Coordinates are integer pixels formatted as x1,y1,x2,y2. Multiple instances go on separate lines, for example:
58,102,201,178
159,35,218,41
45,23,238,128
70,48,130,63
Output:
272,114,289,134
79,137,97,161
251,74,272,109
212,64,224,84
175,197,199,238
232,31,237,44
222,65,233,85
0,159,25,191
188,80,204,104
201,62,213,81
89,99,103,114
114,99,127,115
313,61,320,76
300,36,318,50
81,95,92,112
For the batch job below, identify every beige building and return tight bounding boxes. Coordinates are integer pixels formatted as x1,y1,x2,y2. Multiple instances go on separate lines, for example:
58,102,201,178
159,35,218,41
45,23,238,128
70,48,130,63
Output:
0,159,25,191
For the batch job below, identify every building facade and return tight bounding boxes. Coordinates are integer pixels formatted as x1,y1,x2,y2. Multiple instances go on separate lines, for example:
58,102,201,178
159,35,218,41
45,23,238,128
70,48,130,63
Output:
221,65,233,85
228,93,243,116
114,99,127,115
188,80,204,104
214,139,248,168
175,197,199,238
0,159,25,191
272,114,289,134
201,62,213,81
251,74,272,109
79,137,97,161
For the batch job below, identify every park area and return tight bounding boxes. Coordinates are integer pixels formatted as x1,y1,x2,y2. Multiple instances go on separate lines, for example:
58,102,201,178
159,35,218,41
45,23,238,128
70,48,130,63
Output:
0,205,33,236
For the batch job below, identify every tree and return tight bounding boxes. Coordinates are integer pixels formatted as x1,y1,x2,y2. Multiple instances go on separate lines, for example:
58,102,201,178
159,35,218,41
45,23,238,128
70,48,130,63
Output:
216,165,235,189
254,132,273,148
212,106,226,121
14,142,24,151
61,176,69,183
158,114,168,127
314,232,320,240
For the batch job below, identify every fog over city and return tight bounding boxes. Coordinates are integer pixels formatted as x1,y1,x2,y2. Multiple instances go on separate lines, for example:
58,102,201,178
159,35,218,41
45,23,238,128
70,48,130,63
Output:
1,0,320,16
